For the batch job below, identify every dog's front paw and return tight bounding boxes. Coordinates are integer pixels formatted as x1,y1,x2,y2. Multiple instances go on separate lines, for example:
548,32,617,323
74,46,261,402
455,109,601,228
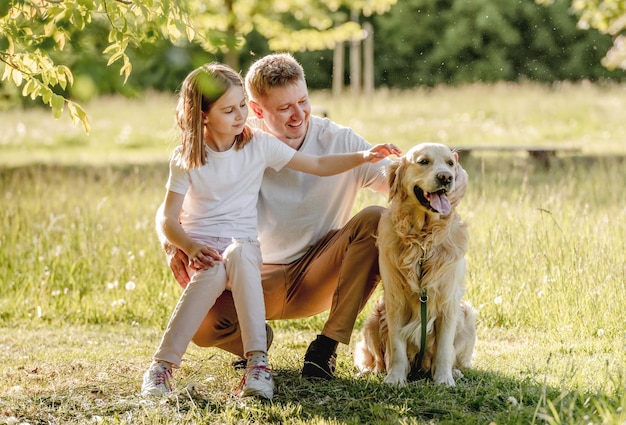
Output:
452,368,464,379
432,370,456,387
384,370,407,387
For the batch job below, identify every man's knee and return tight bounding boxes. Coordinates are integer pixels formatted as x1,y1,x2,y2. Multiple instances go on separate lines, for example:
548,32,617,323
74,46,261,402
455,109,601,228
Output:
353,205,385,234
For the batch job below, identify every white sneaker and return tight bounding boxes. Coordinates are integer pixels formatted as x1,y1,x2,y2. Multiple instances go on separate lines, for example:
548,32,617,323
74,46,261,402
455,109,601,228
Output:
236,352,274,400
141,361,173,396
232,324,274,370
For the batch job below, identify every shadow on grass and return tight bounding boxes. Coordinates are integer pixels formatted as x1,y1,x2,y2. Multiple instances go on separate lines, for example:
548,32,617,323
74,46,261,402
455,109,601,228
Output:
1,346,619,424
273,368,554,424
162,367,558,424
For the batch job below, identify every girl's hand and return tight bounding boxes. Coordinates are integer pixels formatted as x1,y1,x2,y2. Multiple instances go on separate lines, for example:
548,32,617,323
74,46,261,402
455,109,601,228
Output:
186,242,223,270
364,143,402,163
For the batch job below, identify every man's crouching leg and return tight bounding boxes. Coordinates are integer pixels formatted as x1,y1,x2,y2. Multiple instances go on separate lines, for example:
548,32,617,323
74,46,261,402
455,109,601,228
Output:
302,205,384,379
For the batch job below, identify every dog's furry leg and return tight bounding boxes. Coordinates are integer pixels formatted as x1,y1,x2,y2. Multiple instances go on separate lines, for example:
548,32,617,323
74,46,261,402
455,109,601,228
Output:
384,333,410,386
431,307,457,386
431,263,466,386
453,300,477,374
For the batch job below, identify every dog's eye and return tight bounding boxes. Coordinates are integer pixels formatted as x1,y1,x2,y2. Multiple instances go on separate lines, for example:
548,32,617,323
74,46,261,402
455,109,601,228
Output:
419,159,430,165
447,160,454,166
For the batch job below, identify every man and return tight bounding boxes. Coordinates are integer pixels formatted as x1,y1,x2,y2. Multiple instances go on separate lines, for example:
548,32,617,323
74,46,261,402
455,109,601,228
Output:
159,53,467,379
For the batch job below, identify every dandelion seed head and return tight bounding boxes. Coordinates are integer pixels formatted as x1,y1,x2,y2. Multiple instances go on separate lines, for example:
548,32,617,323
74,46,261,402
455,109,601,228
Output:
9,386,23,395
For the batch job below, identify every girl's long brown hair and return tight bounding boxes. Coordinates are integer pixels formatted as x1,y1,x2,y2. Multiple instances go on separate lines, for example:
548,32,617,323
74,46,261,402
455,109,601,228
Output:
175,63,253,170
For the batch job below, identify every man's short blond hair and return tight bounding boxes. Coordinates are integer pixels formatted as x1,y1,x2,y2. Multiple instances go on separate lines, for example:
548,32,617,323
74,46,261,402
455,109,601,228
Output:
245,53,306,101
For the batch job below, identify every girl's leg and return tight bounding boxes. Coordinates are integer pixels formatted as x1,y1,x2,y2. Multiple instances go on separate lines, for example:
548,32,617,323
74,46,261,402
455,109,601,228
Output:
223,238,266,356
154,263,228,367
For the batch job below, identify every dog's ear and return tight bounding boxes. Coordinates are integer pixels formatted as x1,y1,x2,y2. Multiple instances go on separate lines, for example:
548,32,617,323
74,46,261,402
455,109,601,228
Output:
388,158,405,201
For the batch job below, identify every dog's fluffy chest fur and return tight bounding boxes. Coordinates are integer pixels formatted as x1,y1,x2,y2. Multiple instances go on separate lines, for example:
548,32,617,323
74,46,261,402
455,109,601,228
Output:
384,205,469,297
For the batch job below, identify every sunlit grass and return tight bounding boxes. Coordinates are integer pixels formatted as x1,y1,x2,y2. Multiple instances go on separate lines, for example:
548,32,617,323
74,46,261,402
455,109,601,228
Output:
1,82,625,166
318,81,626,155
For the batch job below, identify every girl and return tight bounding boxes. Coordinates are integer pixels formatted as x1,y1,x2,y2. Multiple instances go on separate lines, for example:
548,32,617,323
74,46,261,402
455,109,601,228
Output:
141,63,399,400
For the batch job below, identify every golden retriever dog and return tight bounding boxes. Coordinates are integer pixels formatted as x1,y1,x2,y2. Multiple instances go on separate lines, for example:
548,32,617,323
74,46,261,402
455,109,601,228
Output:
354,143,476,387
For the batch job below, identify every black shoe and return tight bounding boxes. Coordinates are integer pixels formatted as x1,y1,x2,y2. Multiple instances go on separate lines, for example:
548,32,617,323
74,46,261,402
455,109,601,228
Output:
301,335,338,380
232,324,274,370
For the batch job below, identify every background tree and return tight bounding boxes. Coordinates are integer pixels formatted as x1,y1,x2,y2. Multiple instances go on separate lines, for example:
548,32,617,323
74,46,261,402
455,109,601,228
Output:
0,0,397,131
539,0,626,71
0,0,195,132
2,0,625,133
371,0,623,87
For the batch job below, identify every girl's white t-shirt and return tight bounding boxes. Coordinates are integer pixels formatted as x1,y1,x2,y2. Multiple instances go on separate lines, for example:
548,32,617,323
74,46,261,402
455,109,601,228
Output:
166,128,296,240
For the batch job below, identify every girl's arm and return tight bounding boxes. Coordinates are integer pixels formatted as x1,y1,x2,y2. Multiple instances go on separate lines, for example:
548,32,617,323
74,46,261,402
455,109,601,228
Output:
285,143,401,176
157,191,223,269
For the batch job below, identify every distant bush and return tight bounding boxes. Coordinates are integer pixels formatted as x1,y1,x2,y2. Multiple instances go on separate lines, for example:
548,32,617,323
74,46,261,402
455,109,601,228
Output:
371,0,625,87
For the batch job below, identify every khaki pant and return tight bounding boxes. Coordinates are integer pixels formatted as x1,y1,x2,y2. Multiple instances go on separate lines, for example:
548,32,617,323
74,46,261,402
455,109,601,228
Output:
190,206,384,358
154,237,265,367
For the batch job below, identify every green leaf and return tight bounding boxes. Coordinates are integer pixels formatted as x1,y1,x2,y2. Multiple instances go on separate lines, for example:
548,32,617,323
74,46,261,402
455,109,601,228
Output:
41,87,53,104
1,65,12,82
120,56,132,82
68,101,91,133
107,51,124,66
0,0,11,18
51,94,65,119
11,69,23,86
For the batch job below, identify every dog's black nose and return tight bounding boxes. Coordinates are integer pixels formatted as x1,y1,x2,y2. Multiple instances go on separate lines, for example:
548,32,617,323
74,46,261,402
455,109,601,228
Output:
437,171,453,186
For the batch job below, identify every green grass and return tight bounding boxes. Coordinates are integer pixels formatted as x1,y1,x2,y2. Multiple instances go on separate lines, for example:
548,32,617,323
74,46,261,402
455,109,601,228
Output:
1,83,626,424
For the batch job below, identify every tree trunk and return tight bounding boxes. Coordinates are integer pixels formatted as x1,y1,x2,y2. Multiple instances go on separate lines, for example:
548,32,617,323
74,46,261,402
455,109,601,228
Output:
349,9,361,97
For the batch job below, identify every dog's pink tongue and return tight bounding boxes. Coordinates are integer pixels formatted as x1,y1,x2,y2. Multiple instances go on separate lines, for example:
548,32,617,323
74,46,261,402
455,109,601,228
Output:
429,192,451,214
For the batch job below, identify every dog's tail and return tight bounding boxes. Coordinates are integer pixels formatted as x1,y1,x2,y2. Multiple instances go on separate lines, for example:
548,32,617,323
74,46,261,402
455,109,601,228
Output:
353,298,387,375
353,338,374,375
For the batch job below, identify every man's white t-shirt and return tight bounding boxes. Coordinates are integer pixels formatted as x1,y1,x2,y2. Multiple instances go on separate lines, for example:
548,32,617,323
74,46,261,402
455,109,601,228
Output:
254,115,390,264
166,128,296,240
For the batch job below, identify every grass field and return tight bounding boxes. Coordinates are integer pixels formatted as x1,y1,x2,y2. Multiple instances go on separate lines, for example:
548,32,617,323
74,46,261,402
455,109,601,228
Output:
1,83,625,424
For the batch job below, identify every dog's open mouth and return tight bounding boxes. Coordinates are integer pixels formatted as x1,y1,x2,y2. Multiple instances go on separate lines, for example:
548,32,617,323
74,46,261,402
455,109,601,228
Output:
413,186,451,215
